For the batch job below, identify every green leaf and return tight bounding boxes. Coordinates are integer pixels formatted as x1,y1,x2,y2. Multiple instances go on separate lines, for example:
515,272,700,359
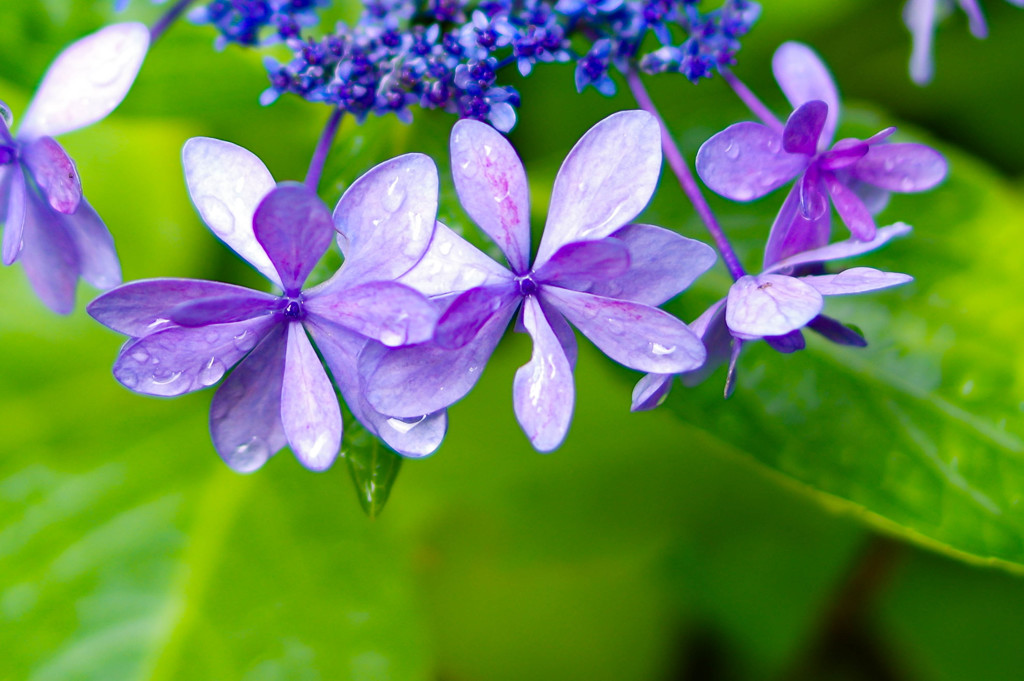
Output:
344,421,403,519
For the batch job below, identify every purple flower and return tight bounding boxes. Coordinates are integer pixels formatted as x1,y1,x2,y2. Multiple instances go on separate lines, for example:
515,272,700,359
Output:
695,41,947,267
89,138,445,472
362,111,714,451
1,23,149,313
632,223,914,407
904,0,1024,84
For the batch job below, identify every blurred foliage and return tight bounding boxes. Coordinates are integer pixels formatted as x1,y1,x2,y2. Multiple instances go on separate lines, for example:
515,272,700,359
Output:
2,1,1024,680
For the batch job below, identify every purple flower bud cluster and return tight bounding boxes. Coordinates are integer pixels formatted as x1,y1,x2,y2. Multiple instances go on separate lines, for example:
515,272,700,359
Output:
188,0,330,48
253,0,759,130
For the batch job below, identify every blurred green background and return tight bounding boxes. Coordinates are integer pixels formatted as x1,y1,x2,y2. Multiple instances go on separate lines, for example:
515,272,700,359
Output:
3,1,1024,679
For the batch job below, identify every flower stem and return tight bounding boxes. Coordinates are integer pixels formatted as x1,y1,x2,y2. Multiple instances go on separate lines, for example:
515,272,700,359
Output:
305,107,344,191
719,67,784,133
625,70,746,281
150,0,195,44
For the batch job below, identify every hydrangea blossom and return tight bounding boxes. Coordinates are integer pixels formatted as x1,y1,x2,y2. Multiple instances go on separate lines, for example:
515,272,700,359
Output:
632,223,914,407
89,138,446,472
904,0,1024,84
695,41,947,267
362,111,714,451
0,23,149,313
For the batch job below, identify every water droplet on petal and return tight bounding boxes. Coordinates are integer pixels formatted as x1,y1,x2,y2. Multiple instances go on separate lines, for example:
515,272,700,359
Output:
899,176,914,191
381,176,406,212
232,436,270,472
438,240,453,256
233,330,257,352
199,358,226,386
197,196,235,236
883,158,896,172
386,415,427,434
130,349,149,363
650,342,676,356
724,143,740,160
379,329,405,347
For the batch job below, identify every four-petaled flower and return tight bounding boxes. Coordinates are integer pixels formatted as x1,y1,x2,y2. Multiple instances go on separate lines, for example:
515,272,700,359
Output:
696,41,947,267
0,23,149,313
89,138,444,472
632,223,914,407
361,111,715,451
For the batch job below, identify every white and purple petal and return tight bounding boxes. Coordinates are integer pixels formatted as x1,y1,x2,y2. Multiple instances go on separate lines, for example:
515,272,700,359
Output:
434,283,519,349
62,199,121,290
2,165,27,265
332,153,438,284
253,182,333,294
364,303,518,418
306,319,446,457
113,315,278,396
305,280,439,347
532,238,630,290
182,137,280,286
630,373,674,412
19,23,150,140
450,119,531,273
89,278,274,337
824,173,876,241
725,273,823,340
765,222,912,273
763,184,832,269
801,267,913,295
20,190,80,314
397,220,513,297
210,324,289,473
695,122,806,202
535,110,662,266
850,143,947,193
772,41,840,148
21,137,81,214
585,225,716,306
169,291,278,327
513,296,575,452
281,323,341,471
542,287,705,373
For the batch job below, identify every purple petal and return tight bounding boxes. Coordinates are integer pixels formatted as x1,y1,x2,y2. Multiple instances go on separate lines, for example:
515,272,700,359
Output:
825,173,876,240
333,153,438,283
305,280,440,347
397,220,512,296
695,122,806,202
798,163,828,220
169,292,277,327
113,316,277,396
210,325,288,473
631,373,673,412
450,119,531,273
62,199,121,289
433,283,519,349
585,225,716,306
764,330,805,353
253,183,332,295
535,111,662,267
364,304,517,417
801,267,913,295
20,191,79,314
2,165,27,265
533,238,630,289
680,300,734,388
539,296,578,369
765,222,912,273
18,23,149,139
281,323,341,471
543,287,706,373
89,278,271,337
306,320,446,457
513,296,574,451
182,137,280,286
851,143,948,193
21,137,81,214
959,0,988,38
904,0,937,85
763,184,832,269
726,274,823,339
772,41,840,148
807,315,867,347
783,100,828,156
819,138,869,171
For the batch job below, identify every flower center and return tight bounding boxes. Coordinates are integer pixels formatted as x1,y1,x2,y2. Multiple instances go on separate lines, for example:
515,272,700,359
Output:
515,274,539,297
0,145,16,165
282,297,305,320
